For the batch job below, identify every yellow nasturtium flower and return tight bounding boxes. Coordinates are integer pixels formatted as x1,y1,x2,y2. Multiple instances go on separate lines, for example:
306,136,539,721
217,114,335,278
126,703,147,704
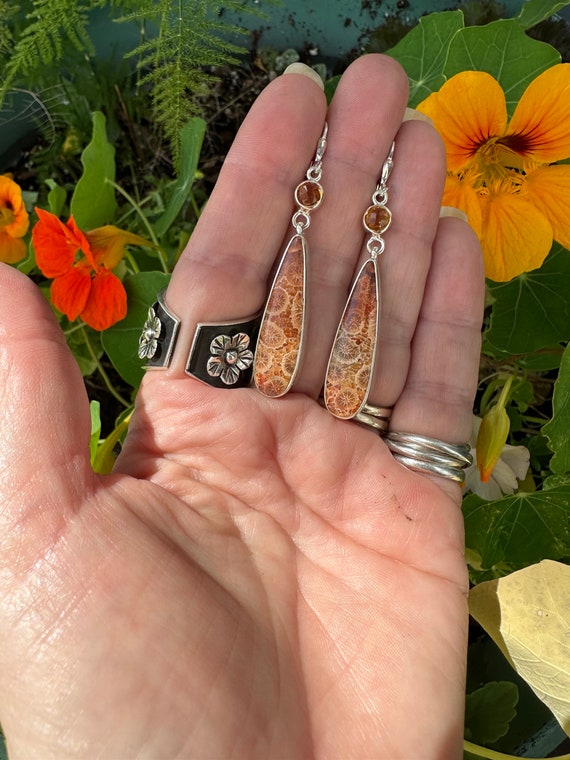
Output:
417,65,570,281
0,175,30,263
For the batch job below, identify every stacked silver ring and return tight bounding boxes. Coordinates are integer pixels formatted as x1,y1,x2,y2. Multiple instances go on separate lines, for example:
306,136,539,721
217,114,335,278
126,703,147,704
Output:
384,432,472,483
354,404,393,434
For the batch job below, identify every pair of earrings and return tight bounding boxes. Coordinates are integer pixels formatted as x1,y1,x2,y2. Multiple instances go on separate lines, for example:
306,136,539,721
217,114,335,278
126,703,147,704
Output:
252,124,394,420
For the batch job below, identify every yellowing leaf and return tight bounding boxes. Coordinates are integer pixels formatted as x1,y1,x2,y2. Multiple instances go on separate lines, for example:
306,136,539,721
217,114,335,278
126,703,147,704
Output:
469,560,570,735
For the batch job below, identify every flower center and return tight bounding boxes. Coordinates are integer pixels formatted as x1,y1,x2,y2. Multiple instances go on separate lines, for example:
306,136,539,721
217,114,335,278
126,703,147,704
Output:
0,205,15,229
224,349,239,365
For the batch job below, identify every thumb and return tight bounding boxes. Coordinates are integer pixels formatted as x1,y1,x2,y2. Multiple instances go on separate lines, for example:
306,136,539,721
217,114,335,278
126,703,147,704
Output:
0,264,94,561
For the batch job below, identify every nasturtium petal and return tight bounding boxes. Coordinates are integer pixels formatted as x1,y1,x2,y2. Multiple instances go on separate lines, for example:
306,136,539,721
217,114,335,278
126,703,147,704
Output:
0,232,27,264
523,165,570,251
0,176,29,238
82,269,127,331
442,174,483,238
87,226,152,270
32,208,80,277
417,72,507,172
478,190,552,281
51,266,91,321
507,64,570,164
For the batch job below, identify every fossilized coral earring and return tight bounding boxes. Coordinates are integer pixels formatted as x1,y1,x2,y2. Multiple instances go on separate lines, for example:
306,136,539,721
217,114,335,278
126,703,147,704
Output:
253,123,327,398
324,142,395,419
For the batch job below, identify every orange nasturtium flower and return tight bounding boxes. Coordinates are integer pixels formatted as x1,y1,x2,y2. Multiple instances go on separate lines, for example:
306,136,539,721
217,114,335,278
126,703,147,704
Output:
0,175,30,263
417,64,570,281
32,208,150,331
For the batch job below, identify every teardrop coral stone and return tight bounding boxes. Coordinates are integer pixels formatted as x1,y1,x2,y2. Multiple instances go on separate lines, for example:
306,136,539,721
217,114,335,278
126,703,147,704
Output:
254,234,306,397
324,259,379,419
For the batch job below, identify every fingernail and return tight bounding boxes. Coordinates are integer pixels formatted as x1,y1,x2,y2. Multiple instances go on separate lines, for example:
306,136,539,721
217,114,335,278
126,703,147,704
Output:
283,62,324,91
440,206,469,223
402,107,433,126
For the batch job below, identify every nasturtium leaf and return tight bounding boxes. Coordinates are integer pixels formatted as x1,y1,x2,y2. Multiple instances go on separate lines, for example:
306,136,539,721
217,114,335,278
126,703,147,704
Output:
484,244,570,358
70,111,117,230
468,560,570,734
101,271,170,389
385,10,464,106
464,681,519,743
517,0,570,30
154,117,206,238
463,488,570,573
45,179,67,218
543,343,570,475
444,19,561,115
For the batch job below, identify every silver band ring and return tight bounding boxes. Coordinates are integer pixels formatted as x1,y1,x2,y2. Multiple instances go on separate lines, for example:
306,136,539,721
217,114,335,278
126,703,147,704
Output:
185,313,261,388
139,289,262,387
139,289,181,369
385,431,472,484
354,403,393,434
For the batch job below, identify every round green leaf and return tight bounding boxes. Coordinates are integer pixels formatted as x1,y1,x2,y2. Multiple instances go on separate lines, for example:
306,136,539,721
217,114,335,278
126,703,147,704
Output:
101,271,171,390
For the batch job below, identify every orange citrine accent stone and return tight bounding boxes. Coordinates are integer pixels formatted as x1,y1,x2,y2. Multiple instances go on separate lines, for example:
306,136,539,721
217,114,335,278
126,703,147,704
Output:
254,235,306,397
363,205,392,234
295,180,323,211
324,259,378,419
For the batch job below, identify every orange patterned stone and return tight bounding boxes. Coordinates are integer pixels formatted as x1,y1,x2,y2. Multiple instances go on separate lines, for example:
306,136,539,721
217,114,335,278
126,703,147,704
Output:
254,235,306,397
324,259,378,418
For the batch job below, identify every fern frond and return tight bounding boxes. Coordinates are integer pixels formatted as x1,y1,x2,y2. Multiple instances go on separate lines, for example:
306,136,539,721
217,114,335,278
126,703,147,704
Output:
0,0,97,105
118,0,261,171
0,1,19,59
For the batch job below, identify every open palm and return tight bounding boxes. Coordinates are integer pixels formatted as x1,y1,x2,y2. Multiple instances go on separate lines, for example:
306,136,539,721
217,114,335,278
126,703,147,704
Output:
0,56,483,759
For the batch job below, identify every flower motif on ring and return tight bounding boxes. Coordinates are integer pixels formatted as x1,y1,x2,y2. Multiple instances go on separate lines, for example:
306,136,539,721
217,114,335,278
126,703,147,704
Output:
138,306,162,359
207,332,254,385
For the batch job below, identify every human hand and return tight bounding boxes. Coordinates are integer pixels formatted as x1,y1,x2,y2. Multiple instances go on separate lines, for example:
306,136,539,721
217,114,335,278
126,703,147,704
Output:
0,55,483,759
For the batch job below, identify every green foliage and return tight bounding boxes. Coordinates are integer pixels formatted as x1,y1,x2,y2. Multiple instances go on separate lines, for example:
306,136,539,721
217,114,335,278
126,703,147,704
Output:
484,244,570,357
543,344,570,475
464,488,570,578
120,0,250,170
0,0,260,170
70,111,117,228
465,681,519,744
101,271,171,389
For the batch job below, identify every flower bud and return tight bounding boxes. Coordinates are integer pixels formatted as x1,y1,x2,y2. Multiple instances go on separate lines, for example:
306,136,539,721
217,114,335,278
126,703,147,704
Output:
476,402,511,482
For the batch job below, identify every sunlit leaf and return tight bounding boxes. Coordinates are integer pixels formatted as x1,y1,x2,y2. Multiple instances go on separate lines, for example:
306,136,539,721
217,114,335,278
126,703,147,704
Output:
45,179,67,217
517,0,570,30
70,111,117,230
543,343,570,475
463,488,570,573
89,400,101,466
154,117,206,238
464,681,519,743
469,560,570,734
484,244,570,358
386,10,464,106
444,19,561,114
101,271,170,389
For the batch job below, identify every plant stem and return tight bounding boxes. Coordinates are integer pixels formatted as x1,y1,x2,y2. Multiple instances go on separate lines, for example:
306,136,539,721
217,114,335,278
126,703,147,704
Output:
464,740,570,760
81,326,130,409
106,179,170,274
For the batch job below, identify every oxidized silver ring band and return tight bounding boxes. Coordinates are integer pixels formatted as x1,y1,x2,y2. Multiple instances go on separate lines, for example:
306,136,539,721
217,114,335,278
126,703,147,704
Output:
139,290,262,388
385,431,472,483
185,314,261,388
139,289,181,369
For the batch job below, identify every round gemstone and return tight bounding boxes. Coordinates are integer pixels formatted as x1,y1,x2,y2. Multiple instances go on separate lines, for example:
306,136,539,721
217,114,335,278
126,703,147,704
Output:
363,205,392,234
295,180,323,210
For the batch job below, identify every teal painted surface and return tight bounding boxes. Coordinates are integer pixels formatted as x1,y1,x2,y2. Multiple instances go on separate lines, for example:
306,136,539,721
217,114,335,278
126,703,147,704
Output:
231,0,528,58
